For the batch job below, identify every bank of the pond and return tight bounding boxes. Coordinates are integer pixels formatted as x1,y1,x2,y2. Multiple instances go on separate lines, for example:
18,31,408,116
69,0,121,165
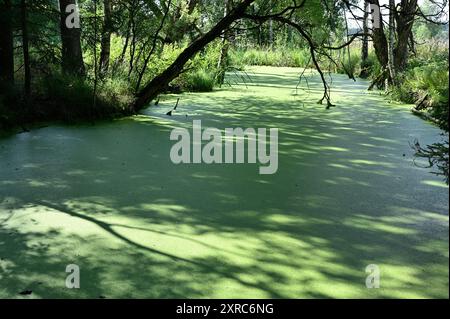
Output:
0,66,448,299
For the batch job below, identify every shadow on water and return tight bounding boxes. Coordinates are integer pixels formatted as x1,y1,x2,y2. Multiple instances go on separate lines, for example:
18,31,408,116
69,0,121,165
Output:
0,66,448,298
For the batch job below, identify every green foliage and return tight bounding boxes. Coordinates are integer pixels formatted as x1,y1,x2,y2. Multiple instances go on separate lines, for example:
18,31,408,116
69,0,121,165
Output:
171,41,221,92
365,51,382,78
335,50,360,76
359,52,378,79
182,69,216,92
230,47,311,68
0,84,25,131
230,45,371,80
391,52,449,132
0,96,14,131
114,39,221,93
413,0,449,42
412,64,449,131
37,73,131,122
99,77,135,108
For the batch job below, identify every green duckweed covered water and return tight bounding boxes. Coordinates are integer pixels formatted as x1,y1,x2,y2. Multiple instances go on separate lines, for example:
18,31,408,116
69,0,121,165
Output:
0,66,448,298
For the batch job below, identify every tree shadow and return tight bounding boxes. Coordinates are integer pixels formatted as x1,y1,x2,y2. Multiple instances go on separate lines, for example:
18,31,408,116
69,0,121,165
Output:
0,67,448,298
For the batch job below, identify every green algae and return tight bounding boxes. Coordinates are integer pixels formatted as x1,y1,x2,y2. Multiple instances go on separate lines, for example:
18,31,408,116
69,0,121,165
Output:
0,66,448,299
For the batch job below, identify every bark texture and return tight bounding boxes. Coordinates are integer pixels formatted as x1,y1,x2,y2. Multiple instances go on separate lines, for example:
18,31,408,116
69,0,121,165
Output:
59,0,86,76
0,0,14,86
133,0,256,111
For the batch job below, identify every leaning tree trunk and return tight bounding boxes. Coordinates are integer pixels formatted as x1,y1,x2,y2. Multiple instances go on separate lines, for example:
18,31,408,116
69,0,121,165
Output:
59,0,86,77
0,0,14,87
99,0,113,76
133,0,256,111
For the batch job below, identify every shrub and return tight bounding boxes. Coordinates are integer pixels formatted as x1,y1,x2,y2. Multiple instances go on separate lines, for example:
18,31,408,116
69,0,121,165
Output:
391,58,449,132
0,84,26,131
36,73,131,122
99,77,135,108
365,51,381,78
183,69,215,92
336,51,360,76
229,47,311,68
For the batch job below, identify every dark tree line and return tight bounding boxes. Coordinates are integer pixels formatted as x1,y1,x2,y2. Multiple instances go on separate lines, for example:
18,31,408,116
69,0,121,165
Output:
0,0,447,180
0,0,448,112
0,0,14,86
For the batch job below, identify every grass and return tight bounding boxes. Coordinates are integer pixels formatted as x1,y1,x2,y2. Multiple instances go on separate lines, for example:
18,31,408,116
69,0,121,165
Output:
39,74,133,121
230,47,313,69
390,53,449,131
0,66,448,298
183,69,216,92
0,73,134,133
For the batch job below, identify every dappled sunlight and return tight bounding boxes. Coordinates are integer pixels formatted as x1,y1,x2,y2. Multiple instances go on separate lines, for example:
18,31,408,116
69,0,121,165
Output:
0,66,448,298
421,180,449,189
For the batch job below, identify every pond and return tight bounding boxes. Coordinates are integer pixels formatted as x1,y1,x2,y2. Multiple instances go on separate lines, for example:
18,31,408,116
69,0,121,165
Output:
0,66,448,298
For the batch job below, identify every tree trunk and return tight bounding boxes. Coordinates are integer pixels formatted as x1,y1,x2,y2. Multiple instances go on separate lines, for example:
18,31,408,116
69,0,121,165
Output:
394,0,417,71
59,0,85,77
369,0,388,69
21,0,31,100
118,23,131,63
99,0,112,76
134,0,172,92
116,4,135,67
360,0,369,78
387,0,397,88
133,0,256,111
268,2,274,47
0,0,14,87
93,0,98,108
217,0,232,87
367,0,418,90
127,17,137,79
